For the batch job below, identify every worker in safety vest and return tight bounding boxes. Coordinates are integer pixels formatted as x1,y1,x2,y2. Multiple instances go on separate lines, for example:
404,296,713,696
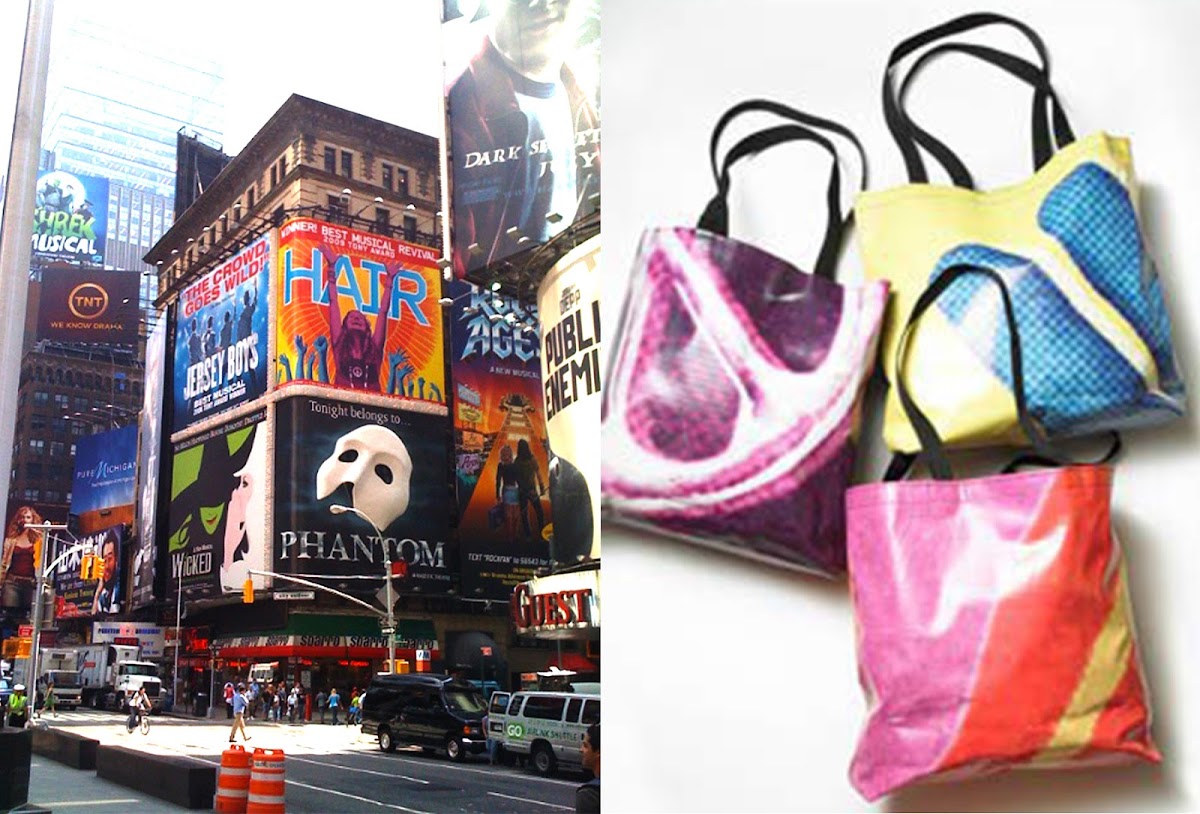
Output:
6,683,28,728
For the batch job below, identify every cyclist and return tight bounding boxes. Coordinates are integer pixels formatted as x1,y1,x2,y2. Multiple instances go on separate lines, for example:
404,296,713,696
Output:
126,687,151,733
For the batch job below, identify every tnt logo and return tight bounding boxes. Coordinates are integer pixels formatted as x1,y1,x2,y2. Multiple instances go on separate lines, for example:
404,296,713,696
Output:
68,282,109,319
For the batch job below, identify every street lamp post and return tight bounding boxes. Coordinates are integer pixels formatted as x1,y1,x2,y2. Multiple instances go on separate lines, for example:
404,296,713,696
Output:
330,505,395,673
22,522,81,725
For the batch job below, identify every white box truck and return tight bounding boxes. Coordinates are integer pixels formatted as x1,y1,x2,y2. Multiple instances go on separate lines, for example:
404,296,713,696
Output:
69,644,163,712
38,649,85,709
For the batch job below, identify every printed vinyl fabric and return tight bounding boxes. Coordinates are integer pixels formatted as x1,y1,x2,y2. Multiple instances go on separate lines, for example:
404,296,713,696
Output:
845,465,1159,801
602,227,887,575
856,133,1185,453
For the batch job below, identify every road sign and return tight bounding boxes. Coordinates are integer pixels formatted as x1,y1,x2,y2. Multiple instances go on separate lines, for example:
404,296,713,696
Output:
273,590,316,601
18,625,33,638
390,561,408,578
481,646,493,656
380,627,396,635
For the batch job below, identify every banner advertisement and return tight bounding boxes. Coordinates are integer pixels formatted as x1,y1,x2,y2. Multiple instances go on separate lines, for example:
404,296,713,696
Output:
537,235,601,564
53,525,126,618
167,410,268,601
274,395,457,592
71,424,138,534
32,170,109,264
1,505,53,618
443,0,601,279
447,280,552,599
92,622,165,658
276,218,445,406
132,318,167,610
173,234,270,430
36,267,140,345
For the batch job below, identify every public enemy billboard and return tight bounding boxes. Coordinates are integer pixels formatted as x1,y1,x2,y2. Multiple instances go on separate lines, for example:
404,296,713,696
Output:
32,170,108,264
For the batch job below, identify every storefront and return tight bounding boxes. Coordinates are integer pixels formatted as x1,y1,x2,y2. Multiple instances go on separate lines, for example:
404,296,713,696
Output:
510,566,601,686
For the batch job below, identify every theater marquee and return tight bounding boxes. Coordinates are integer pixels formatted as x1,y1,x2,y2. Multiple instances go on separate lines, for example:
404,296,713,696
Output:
511,568,600,640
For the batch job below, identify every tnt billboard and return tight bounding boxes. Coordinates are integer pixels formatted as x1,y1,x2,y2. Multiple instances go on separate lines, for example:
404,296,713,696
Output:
32,170,108,264
37,267,140,345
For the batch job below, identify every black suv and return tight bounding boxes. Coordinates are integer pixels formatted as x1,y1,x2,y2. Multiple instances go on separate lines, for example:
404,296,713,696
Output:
361,673,488,760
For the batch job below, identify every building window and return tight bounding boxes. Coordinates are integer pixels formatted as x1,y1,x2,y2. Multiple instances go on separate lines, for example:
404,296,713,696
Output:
50,441,64,457
374,207,390,233
31,415,45,431
54,393,69,411
71,423,85,438
247,186,256,210
341,150,354,178
28,439,45,455
397,168,409,197
34,391,48,406
23,489,38,502
26,462,42,478
324,146,336,173
328,194,347,222
280,155,288,177
403,215,417,241
74,396,88,412
273,205,286,226
270,165,278,189
382,163,393,191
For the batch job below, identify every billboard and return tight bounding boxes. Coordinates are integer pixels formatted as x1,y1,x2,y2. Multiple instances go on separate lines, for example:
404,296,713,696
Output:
53,525,126,618
277,218,445,405
32,170,108,263
1,505,48,617
72,424,138,534
448,280,552,599
131,318,167,610
166,410,268,601
173,234,270,430
37,267,141,345
443,0,600,279
274,395,457,592
538,235,600,564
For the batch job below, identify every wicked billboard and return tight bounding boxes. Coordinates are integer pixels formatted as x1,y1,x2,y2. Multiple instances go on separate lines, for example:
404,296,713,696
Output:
173,234,270,431
166,410,269,601
276,218,445,406
442,0,600,279
37,267,140,345
274,395,457,592
32,170,109,264
447,280,551,599
71,424,138,534
53,524,126,618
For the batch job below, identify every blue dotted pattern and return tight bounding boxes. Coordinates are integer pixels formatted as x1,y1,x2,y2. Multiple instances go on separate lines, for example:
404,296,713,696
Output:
931,244,1147,433
1037,162,1185,404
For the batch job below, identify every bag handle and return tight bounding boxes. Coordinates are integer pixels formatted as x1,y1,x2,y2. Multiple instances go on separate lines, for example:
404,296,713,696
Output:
698,99,868,280
884,13,1075,188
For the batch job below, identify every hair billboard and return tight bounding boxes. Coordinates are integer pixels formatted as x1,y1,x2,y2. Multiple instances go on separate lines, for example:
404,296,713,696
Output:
274,394,457,593
442,0,601,279
537,235,601,564
276,218,445,407
173,234,271,431
447,280,552,599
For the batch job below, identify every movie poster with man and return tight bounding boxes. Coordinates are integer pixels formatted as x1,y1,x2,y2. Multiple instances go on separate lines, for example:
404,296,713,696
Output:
276,218,445,406
442,0,600,279
173,234,270,431
32,170,108,264
274,395,457,593
166,410,268,601
447,280,552,599
53,525,126,618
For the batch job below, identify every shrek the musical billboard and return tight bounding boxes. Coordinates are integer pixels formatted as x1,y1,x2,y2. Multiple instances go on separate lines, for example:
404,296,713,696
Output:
274,394,457,592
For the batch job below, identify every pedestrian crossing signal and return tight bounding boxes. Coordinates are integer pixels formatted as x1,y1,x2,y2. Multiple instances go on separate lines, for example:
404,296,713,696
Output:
242,578,254,604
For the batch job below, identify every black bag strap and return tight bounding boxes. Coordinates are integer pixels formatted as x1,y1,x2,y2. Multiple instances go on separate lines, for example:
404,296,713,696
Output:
698,99,868,280
884,12,1075,188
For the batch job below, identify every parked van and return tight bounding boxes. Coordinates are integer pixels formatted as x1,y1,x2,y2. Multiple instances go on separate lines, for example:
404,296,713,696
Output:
361,673,488,761
500,691,600,776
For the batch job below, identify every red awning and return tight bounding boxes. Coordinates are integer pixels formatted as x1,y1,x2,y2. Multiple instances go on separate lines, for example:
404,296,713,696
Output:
546,652,596,672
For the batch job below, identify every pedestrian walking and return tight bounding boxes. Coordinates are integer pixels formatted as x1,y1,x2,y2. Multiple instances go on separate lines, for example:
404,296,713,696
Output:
229,683,252,743
248,680,261,720
223,682,234,719
43,681,57,719
288,685,299,723
328,687,341,725
315,689,327,724
347,689,360,726
272,690,282,721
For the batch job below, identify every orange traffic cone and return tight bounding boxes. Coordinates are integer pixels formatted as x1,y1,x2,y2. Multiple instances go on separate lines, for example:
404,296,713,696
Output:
215,744,251,813
245,748,286,814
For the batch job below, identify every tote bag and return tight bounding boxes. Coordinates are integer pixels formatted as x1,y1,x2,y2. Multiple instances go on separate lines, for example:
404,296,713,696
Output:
855,13,1184,455
602,100,888,576
846,265,1159,801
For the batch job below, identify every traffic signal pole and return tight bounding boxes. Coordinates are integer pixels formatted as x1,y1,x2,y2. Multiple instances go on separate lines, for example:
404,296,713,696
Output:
22,523,88,723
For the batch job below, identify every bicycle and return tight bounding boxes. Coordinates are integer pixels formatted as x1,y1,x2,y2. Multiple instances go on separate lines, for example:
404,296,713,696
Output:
126,708,150,735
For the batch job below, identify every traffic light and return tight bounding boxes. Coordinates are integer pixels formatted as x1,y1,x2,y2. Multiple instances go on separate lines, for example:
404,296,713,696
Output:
242,578,254,604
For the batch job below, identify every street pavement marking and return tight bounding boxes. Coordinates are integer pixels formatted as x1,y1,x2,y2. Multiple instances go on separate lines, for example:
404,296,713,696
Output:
487,791,573,810
38,800,142,807
288,755,430,784
353,750,579,786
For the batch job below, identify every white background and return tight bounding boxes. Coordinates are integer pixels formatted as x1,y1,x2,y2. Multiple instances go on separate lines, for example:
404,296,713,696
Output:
602,1,1200,811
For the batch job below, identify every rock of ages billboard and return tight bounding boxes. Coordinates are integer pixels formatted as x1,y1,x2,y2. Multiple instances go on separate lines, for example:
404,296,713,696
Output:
447,280,552,600
274,395,457,593
53,525,126,618
276,218,445,406
32,170,108,264
443,0,600,279
37,267,140,345
166,410,268,601
71,424,137,535
174,235,270,430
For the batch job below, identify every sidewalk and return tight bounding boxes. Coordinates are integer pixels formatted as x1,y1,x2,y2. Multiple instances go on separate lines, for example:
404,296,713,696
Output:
25,756,192,813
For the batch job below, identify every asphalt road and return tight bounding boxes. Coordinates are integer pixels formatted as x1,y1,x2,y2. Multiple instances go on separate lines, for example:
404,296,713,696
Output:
26,708,581,813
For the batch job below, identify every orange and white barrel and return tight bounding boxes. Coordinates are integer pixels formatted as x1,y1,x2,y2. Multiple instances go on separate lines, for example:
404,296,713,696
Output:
215,744,251,813
245,748,286,814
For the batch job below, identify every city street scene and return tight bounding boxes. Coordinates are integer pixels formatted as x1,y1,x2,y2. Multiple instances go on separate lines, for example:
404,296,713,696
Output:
0,1,601,812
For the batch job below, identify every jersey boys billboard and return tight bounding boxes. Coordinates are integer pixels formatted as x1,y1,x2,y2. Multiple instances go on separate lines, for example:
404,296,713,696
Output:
32,170,108,264
448,281,552,599
174,235,270,430
276,218,445,406
167,410,269,601
274,395,457,592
